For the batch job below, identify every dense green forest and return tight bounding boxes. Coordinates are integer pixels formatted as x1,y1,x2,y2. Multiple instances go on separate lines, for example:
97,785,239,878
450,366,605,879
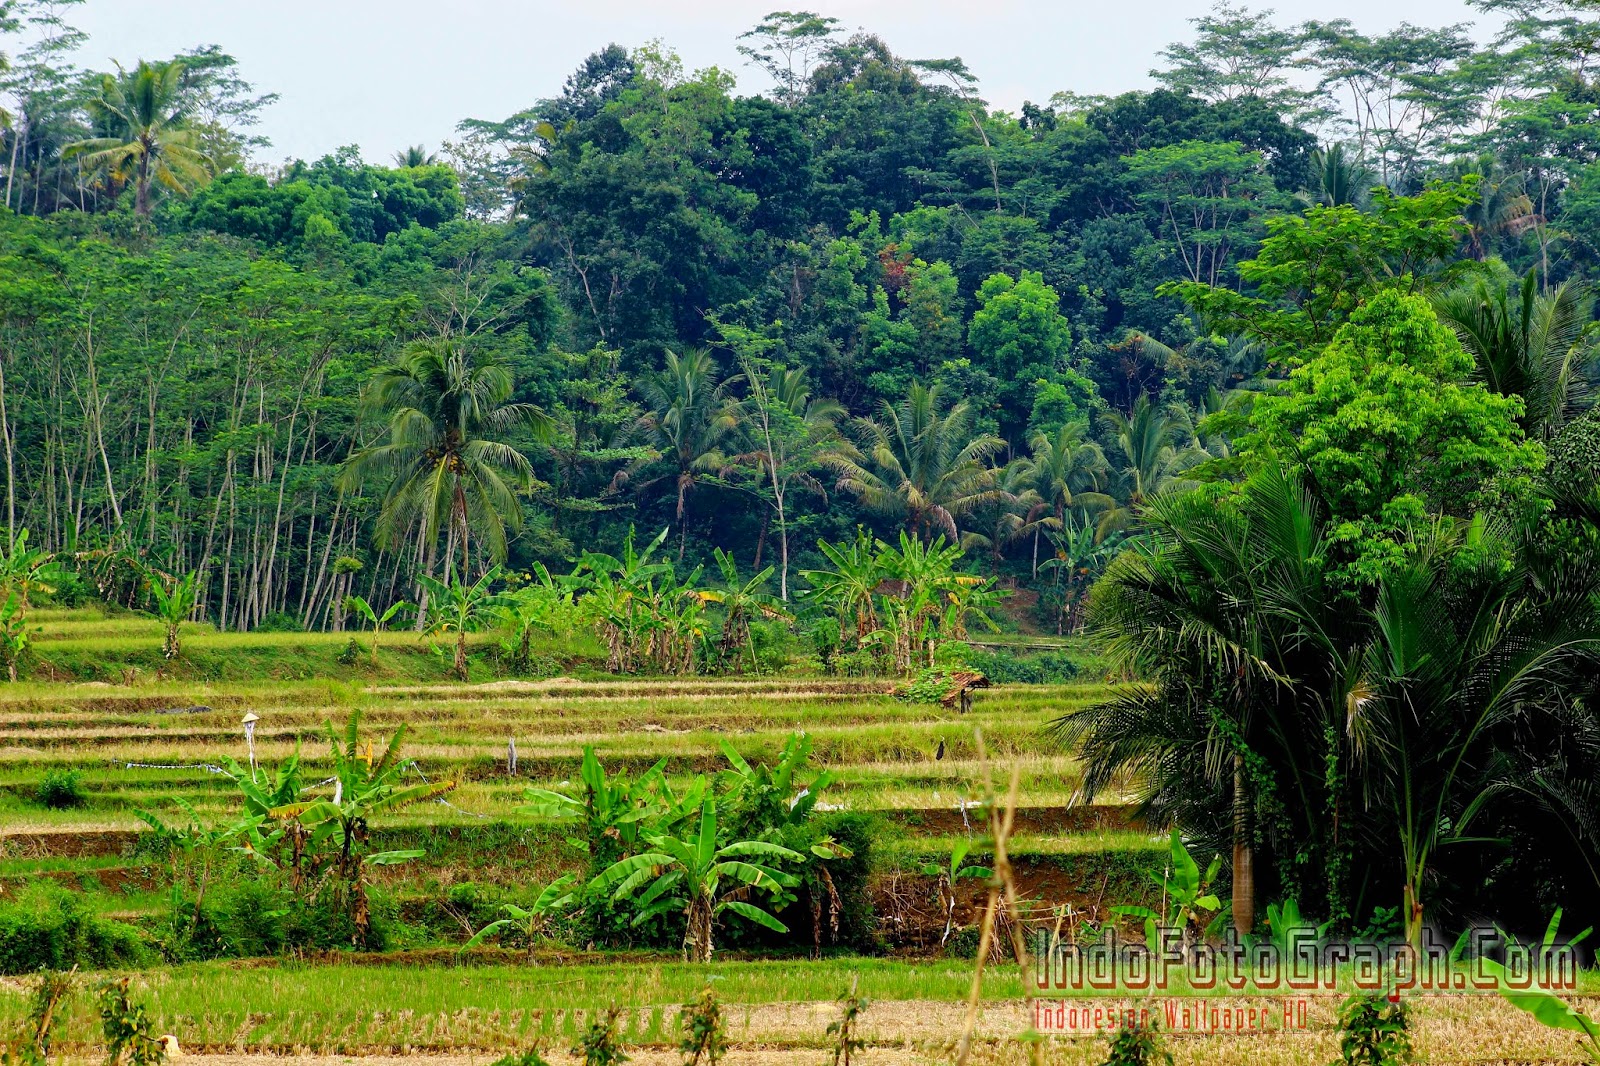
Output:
0,0,1590,638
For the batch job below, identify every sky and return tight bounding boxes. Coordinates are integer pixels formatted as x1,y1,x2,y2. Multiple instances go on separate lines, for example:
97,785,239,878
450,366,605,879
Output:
66,0,1493,166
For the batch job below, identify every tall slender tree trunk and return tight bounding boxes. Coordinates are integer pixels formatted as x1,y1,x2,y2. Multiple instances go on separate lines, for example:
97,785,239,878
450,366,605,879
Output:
1232,752,1254,936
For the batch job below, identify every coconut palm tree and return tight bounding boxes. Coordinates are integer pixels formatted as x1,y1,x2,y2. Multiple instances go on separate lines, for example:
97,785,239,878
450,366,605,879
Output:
1053,461,1600,939
630,349,740,559
338,341,551,594
1450,153,1534,261
1023,420,1113,574
1306,143,1375,208
65,60,212,218
1096,396,1204,536
393,144,438,167
1433,269,1594,437
828,382,1004,542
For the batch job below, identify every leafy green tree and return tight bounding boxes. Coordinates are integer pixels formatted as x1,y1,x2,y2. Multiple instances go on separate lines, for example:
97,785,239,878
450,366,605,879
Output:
734,363,844,600
966,270,1073,440
830,383,1003,542
1242,288,1543,584
65,59,212,218
1153,3,1313,115
590,796,803,962
1124,140,1278,287
1168,181,1476,358
339,342,551,591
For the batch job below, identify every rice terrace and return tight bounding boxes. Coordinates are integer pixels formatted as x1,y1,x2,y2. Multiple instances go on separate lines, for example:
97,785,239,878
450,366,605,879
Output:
4,0,1600,1064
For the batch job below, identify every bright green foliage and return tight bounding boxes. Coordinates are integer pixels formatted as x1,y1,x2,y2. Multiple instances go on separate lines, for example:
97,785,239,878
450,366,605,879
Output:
801,531,1001,675
1110,828,1223,949
1167,182,1475,356
1243,289,1542,584
590,796,803,962
462,875,580,956
966,270,1072,438
0,529,61,609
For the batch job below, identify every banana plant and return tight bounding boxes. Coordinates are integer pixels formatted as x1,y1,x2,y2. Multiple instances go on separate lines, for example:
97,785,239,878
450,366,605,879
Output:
270,710,457,942
0,528,62,609
1111,828,1223,951
0,593,34,681
1481,928,1600,1063
342,595,411,669
135,796,262,941
920,839,992,946
221,751,307,880
149,571,197,660
461,874,581,957
520,747,701,862
590,796,802,962
417,565,503,680
698,548,791,673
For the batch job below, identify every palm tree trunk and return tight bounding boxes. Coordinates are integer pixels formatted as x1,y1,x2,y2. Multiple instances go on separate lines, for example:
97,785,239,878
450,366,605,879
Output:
1232,752,1254,936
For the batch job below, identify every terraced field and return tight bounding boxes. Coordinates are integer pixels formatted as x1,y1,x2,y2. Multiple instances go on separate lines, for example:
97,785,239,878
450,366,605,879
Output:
2,610,1595,1064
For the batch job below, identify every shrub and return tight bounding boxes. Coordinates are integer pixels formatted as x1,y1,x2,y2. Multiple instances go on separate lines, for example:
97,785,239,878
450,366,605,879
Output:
97,977,166,1066
572,1005,628,1066
0,885,148,975
34,769,85,810
677,987,725,1066
1334,990,1413,1066
813,812,878,951
336,637,361,665
253,611,303,633
747,619,792,674
972,647,1078,684
1097,1017,1172,1066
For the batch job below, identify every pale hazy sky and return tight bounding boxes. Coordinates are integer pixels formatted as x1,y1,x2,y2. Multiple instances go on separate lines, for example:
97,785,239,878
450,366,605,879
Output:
66,0,1493,165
